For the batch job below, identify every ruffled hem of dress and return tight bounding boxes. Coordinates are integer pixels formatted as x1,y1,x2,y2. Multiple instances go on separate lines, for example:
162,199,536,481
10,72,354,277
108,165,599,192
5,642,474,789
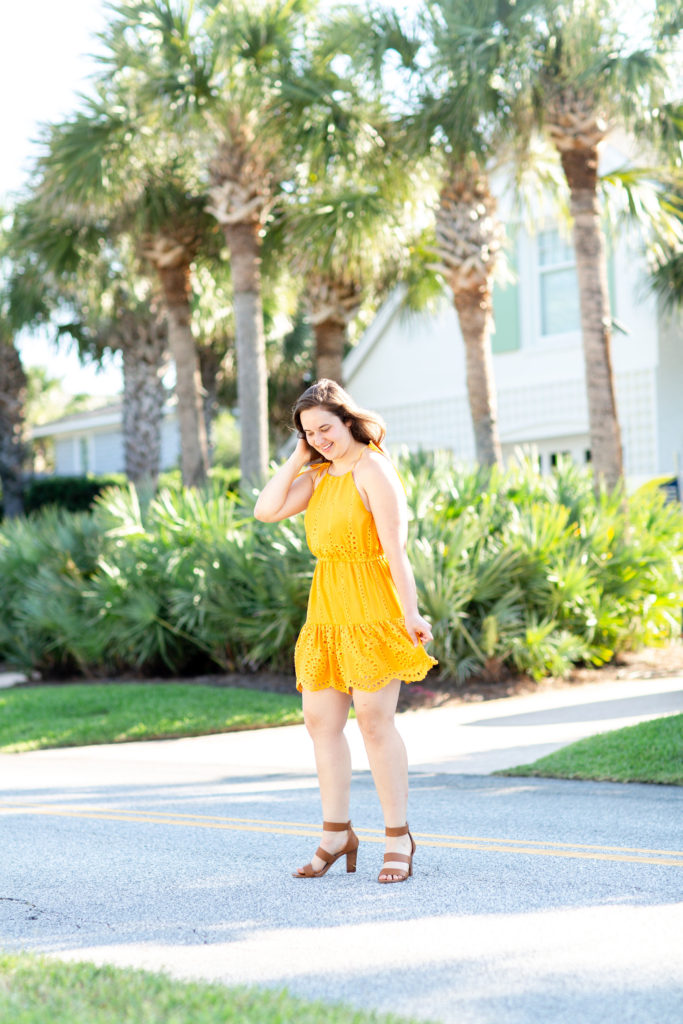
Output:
294,618,438,694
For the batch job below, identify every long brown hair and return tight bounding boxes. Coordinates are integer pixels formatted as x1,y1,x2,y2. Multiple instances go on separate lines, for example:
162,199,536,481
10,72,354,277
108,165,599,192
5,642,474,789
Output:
293,379,386,462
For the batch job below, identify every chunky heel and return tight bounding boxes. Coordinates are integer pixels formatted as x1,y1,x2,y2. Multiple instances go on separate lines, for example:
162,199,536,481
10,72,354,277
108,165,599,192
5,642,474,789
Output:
292,821,360,878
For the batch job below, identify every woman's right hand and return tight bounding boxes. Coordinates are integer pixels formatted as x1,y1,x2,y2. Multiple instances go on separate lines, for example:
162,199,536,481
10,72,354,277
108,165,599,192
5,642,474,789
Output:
294,436,312,466
255,437,315,522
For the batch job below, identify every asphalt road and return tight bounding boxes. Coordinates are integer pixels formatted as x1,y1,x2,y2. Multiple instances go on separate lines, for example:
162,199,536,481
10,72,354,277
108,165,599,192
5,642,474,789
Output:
2,750,683,1024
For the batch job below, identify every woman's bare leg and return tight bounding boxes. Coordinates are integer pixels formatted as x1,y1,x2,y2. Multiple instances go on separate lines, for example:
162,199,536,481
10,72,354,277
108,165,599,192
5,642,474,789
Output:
353,680,413,881
297,687,354,874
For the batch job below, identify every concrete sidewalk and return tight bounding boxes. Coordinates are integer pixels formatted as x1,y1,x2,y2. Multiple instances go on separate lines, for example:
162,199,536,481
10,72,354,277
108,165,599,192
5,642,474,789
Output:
5,672,682,782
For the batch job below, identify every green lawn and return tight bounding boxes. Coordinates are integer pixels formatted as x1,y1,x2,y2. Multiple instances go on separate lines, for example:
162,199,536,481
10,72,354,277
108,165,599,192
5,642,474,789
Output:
497,713,683,785
0,953,428,1024
0,682,304,753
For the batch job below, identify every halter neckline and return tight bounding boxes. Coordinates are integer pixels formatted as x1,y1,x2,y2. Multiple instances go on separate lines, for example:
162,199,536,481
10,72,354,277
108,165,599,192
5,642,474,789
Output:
325,445,368,478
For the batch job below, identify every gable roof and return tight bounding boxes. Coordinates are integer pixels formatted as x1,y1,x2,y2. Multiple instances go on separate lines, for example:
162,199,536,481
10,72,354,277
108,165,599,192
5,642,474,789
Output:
30,402,124,438
30,398,176,439
343,285,407,384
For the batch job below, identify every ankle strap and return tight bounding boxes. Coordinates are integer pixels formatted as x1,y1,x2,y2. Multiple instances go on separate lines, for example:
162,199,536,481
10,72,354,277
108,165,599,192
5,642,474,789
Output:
385,823,409,837
323,820,351,831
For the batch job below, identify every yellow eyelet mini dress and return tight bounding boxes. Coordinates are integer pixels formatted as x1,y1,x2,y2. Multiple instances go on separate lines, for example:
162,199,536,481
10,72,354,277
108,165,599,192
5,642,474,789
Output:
294,447,438,694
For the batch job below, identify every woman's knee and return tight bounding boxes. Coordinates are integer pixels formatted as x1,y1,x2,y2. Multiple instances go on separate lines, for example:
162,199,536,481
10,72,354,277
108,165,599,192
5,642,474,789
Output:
353,682,400,743
302,691,351,739
303,708,342,740
355,706,395,745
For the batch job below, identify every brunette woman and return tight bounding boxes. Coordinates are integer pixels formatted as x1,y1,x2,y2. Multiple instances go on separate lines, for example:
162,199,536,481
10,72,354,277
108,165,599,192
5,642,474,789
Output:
254,380,436,882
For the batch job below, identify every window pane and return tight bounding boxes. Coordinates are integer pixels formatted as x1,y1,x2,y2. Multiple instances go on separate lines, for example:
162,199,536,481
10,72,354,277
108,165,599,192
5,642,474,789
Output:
538,228,574,267
540,267,580,335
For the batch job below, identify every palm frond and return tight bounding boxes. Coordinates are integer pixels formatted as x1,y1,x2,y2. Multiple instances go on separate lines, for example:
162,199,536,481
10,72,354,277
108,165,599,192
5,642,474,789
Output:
648,243,683,311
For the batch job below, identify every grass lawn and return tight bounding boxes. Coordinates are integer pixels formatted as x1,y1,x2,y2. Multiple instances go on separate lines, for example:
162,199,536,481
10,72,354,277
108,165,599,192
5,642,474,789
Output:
0,953,425,1024
497,713,683,785
0,682,304,753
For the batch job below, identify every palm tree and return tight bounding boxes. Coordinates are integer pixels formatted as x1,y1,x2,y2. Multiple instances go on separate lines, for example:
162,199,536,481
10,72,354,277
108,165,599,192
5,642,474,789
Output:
10,201,171,490
133,170,214,485
116,308,169,489
190,258,237,457
62,298,169,490
99,0,373,482
650,243,683,312
273,168,419,383
602,159,683,314
328,0,540,467
35,99,214,485
59,266,170,491
0,222,56,517
0,327,28,519
530,0,679,488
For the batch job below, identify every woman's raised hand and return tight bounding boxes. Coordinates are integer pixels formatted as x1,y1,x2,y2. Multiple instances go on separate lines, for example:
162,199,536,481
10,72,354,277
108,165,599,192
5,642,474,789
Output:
294,436,312,466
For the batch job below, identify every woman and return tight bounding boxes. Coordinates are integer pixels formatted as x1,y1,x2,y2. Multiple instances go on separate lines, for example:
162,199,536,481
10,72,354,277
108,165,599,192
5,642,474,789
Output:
254,380,436,882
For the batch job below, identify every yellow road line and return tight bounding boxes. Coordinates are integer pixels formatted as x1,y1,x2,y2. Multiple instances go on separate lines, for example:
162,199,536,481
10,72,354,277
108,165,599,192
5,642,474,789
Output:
2,803,682,867
80,810,683,858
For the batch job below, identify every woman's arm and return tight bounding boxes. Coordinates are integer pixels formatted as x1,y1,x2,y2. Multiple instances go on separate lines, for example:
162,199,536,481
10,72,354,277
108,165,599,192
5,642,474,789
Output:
253,439,316,522
356,453,433,646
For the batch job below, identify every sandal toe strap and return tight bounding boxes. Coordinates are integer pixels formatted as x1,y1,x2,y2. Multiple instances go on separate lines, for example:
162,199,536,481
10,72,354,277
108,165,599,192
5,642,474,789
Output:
297,848,332,876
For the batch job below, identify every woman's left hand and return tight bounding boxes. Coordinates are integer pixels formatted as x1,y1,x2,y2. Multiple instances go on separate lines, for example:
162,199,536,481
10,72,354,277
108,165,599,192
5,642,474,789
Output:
404,613,433,647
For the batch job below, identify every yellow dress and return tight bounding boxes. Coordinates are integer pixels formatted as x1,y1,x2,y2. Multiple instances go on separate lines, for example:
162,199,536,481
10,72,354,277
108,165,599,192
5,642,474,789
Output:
294,448,438,694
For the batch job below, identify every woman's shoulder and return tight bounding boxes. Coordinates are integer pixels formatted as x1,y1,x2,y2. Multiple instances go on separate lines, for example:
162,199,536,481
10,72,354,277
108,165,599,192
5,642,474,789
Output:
356,445,401,487
299,461,329,491
297,459,328,478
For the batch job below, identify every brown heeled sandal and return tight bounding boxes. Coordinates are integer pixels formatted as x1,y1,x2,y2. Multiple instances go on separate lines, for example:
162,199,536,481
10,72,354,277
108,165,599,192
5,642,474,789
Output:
292,820,359,878
378,823,416,883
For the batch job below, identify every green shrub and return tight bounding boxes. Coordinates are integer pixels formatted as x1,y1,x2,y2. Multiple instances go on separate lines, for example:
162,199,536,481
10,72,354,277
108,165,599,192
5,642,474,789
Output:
22,474,127,514
0,506,104,674
157,466,241,494
0,455,680,683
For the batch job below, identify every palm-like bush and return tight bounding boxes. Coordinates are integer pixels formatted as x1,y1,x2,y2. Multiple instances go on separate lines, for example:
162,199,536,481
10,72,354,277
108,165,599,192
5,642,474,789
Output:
0,508,103,673
0,457,680,683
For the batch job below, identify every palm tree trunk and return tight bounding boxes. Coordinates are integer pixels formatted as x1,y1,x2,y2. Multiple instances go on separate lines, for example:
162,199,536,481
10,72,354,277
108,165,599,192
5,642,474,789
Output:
436,163,504,468
157,263,209,487
0,338,28,519
222,221,269,486
120,314,168,490
305,274,362,385
451,285,503,467
313,318,346,384
198,343,223,461
561,148,623,490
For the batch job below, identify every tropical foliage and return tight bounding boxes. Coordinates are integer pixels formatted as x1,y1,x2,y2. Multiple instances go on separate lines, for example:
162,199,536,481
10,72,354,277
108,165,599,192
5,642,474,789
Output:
1,0,680,509
326,0,540,466
0,456,680,683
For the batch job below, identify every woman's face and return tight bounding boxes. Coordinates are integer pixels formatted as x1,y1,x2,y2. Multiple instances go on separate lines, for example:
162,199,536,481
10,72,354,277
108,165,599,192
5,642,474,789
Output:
299,407,352,460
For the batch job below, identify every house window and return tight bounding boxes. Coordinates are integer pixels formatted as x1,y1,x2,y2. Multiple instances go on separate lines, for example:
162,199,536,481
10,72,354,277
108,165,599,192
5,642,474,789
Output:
538,228,580,336
550,450,571,468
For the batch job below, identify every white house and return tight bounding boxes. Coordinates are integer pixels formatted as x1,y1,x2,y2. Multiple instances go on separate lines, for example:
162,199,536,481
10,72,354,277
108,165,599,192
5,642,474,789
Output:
343,149,682,488
30,401,181,476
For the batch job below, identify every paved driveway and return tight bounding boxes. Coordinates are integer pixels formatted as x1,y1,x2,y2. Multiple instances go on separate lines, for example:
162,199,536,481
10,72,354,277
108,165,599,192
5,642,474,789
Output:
2,675,682,1024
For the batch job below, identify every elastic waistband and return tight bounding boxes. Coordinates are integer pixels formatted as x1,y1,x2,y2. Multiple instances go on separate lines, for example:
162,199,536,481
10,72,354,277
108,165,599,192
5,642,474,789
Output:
316,554,386,564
